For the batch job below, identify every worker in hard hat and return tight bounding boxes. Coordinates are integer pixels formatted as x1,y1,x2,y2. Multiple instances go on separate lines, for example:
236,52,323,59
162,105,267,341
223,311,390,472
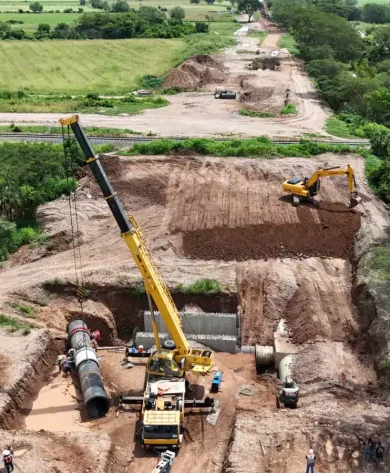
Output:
305,449,316,473
90,330,101,349
2,446,14,473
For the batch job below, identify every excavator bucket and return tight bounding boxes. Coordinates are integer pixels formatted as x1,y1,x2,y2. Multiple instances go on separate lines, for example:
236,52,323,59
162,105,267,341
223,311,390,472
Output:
349,194,362,209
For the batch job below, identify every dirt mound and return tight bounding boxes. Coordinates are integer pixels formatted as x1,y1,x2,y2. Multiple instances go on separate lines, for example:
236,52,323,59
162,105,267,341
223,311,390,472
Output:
182,204,360,261
240,86,274,103
163,54,225,90
293,341,376,388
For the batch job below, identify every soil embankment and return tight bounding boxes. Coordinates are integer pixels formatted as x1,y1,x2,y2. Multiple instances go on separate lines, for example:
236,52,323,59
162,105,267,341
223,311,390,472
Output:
182,203,360,261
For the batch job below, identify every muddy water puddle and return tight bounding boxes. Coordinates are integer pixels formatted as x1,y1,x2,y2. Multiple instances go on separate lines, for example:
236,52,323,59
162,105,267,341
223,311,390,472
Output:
25,368,90,432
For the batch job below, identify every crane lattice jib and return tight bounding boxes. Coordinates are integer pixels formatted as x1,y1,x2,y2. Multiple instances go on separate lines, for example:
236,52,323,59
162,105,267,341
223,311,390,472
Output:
59,115,189,354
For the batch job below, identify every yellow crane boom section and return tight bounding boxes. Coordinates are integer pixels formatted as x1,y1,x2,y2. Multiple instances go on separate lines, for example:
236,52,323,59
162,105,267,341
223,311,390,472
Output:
124,216,190,354
58,116,215,375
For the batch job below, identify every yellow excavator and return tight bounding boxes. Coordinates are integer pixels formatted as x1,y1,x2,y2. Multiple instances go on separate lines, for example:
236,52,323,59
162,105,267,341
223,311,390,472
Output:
282,164,362,208
59,115,215,450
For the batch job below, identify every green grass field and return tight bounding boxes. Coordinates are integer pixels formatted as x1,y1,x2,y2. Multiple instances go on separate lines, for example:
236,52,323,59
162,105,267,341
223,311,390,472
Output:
0,15,236,95
357,0,390,4
0,39,188,94
0,12,80,31
0,0,232,22
0,0,96,12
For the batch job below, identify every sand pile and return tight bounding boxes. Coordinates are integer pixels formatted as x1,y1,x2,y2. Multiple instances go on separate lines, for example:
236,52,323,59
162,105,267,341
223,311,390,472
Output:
163,54,225,90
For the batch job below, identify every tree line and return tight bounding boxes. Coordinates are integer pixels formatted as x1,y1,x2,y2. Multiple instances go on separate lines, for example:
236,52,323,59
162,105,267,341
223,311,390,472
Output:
0,142,79,260
0,6,209,40
271,0,390,203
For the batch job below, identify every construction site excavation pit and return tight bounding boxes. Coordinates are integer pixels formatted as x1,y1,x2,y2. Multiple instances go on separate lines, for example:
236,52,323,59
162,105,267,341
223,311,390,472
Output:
2,152,390,472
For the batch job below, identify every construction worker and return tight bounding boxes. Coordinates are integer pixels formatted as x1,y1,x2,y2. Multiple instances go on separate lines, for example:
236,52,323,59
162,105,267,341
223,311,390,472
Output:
57,355,66,372
376,441,385,463
90,330,100,350
2,446,14,473
365,437,373,462
305,449,316,473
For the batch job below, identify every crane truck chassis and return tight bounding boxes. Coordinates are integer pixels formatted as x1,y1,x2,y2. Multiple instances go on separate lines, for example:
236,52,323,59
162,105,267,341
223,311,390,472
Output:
59,115,216,450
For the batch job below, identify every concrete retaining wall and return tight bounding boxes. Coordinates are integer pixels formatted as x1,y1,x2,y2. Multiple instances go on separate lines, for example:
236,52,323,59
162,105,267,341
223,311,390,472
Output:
135,332,237,353
143,311,237,337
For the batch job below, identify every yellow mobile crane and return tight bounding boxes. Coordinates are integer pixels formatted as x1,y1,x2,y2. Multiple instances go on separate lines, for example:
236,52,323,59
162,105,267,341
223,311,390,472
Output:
282,164,362,208
60,115,214,449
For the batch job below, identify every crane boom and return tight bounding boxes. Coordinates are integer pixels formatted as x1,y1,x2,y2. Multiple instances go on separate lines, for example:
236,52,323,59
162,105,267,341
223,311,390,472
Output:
59,115,213,375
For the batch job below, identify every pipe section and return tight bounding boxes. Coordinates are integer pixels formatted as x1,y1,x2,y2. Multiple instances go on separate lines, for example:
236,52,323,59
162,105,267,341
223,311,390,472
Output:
67,318,110,418
255,345,274,366
278,355,295,382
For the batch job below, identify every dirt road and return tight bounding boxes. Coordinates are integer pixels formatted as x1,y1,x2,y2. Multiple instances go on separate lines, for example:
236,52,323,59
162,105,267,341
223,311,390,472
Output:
0,23,331,139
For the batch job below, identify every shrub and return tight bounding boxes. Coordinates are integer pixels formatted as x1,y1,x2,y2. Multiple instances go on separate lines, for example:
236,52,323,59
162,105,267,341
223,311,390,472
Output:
176,278,222,294
140,75,165,89
239,108,275,118
280,104,297,115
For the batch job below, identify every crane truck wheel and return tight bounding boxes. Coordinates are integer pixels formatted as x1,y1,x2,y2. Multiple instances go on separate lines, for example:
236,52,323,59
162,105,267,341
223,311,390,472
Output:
162,340,176,349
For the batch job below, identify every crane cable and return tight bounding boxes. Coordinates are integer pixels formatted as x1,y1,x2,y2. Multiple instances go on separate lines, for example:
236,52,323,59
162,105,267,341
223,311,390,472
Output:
61,124,86,312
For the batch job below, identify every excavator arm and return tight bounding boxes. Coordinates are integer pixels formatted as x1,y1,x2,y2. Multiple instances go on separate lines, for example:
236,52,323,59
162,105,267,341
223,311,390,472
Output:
306,165,357,193
59,115,213,375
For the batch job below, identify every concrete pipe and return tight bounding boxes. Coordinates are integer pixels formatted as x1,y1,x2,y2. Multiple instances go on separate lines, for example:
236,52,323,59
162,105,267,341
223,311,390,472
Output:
67,318,110,418
255,345,274,366
278,355,295,382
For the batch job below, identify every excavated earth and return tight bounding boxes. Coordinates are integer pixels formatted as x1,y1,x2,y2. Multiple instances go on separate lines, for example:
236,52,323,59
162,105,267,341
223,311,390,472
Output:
0,152,389,472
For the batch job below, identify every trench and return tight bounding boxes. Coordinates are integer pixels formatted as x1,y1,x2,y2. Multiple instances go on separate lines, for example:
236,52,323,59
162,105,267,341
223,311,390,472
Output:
44,282,239,345
0,336,64,430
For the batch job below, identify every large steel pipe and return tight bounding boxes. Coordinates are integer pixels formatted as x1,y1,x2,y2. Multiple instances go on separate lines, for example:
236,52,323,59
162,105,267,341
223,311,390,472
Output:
67,318,110,418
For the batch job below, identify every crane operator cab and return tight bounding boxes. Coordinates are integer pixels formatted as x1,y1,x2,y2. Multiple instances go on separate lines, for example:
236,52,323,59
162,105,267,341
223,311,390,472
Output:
147,350,185,378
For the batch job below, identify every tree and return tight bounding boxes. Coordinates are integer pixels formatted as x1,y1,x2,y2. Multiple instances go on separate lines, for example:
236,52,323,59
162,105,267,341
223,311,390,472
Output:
365,89,390,127
170,6,185,19
205,0,216,3
4,29,25,39
0,219,16,261
361,3,390,24
364,123,390,158
0,181,19,221
79,0,86,5
237,0,260,22
34,22,50,38
190,0,201,5
0,22,11,38
195,21,209,32
306,59,346,79
29,1,43,12
101,1,111,11
290,8,363,63
112,0,130,11
91,0,103,8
